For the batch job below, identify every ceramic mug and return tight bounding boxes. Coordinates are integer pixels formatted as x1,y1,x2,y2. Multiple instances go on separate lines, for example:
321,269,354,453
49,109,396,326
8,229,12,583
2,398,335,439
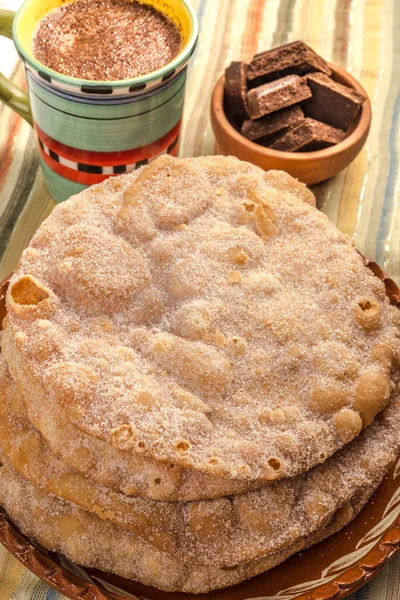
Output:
0,0,198,202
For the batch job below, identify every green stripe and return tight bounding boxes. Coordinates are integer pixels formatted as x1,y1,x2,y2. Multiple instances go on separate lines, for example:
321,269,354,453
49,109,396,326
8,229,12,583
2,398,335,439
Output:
29,78,185,151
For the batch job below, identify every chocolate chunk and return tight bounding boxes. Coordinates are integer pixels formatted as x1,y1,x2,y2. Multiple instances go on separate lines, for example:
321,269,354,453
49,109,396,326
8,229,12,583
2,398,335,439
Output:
247,75,311,120
247,41,332,87
303,73,365,131
224,61,249,123
268,118,346,152
241,105,304,143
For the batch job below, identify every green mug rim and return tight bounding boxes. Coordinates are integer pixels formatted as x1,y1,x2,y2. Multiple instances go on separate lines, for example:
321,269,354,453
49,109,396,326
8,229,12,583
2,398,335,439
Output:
12,0,198,89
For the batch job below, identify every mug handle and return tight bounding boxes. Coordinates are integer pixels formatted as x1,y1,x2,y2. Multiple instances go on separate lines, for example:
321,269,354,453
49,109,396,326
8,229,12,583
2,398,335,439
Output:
0,10,32,125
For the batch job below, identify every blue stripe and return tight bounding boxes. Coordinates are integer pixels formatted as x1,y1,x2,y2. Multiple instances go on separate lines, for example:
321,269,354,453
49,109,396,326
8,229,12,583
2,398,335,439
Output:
45,586,58,600
353,585,369,599
376,1,400,265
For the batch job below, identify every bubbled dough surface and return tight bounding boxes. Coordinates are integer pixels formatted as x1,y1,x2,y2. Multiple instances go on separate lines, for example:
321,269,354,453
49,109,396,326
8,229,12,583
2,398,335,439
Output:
6,155,400,482
2,324,269,501
1,357,399,568
0,451,380,593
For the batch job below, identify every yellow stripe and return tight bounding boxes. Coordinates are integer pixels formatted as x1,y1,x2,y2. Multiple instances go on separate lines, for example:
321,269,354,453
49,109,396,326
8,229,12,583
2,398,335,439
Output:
181,0,249,157
339,0,392,259
336,0,369,241
0,548,25,600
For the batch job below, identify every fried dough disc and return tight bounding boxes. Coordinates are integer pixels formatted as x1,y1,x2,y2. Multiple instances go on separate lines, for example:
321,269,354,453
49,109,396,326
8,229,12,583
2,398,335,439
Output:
3,323,269,501
1,358,398,568
0,452,379,593
6,156,400,484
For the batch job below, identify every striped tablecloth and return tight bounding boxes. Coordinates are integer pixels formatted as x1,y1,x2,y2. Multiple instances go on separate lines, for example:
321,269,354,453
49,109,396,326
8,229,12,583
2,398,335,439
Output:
1,0,400,598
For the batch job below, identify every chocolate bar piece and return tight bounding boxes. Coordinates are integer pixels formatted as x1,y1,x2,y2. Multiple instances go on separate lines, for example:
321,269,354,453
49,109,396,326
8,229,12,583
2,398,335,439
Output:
303,73,365,131
268,118,346,152
247,41,332,87
247,75,311,120
224,61,249,123
241,105,304,143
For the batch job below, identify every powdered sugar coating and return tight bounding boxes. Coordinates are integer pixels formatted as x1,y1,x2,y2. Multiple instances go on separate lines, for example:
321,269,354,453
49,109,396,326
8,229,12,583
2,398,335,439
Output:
3,321,272,501
6,156,400,482
0,357,399,568
0,452,375,593
0,358,400,568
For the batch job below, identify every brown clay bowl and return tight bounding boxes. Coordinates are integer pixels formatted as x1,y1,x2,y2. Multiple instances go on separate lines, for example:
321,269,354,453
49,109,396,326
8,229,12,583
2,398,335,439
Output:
210,63,372,185
0,263,400,600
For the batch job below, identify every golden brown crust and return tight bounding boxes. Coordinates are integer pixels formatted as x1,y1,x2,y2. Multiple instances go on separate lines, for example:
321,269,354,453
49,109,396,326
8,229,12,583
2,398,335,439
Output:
6,156,400,484
0,452,380,593
2,325,272,501
0,358,399,568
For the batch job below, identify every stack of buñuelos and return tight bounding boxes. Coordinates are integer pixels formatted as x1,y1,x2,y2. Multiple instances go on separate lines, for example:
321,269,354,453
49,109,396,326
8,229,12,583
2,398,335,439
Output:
1,155,400,594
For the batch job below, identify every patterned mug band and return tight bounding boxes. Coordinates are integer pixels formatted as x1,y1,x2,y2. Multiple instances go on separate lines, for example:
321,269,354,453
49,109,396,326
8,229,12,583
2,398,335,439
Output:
35,120,181,185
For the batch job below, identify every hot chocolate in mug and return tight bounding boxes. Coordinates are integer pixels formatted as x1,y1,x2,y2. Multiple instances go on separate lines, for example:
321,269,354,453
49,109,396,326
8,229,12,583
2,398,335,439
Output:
0,0,198,202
